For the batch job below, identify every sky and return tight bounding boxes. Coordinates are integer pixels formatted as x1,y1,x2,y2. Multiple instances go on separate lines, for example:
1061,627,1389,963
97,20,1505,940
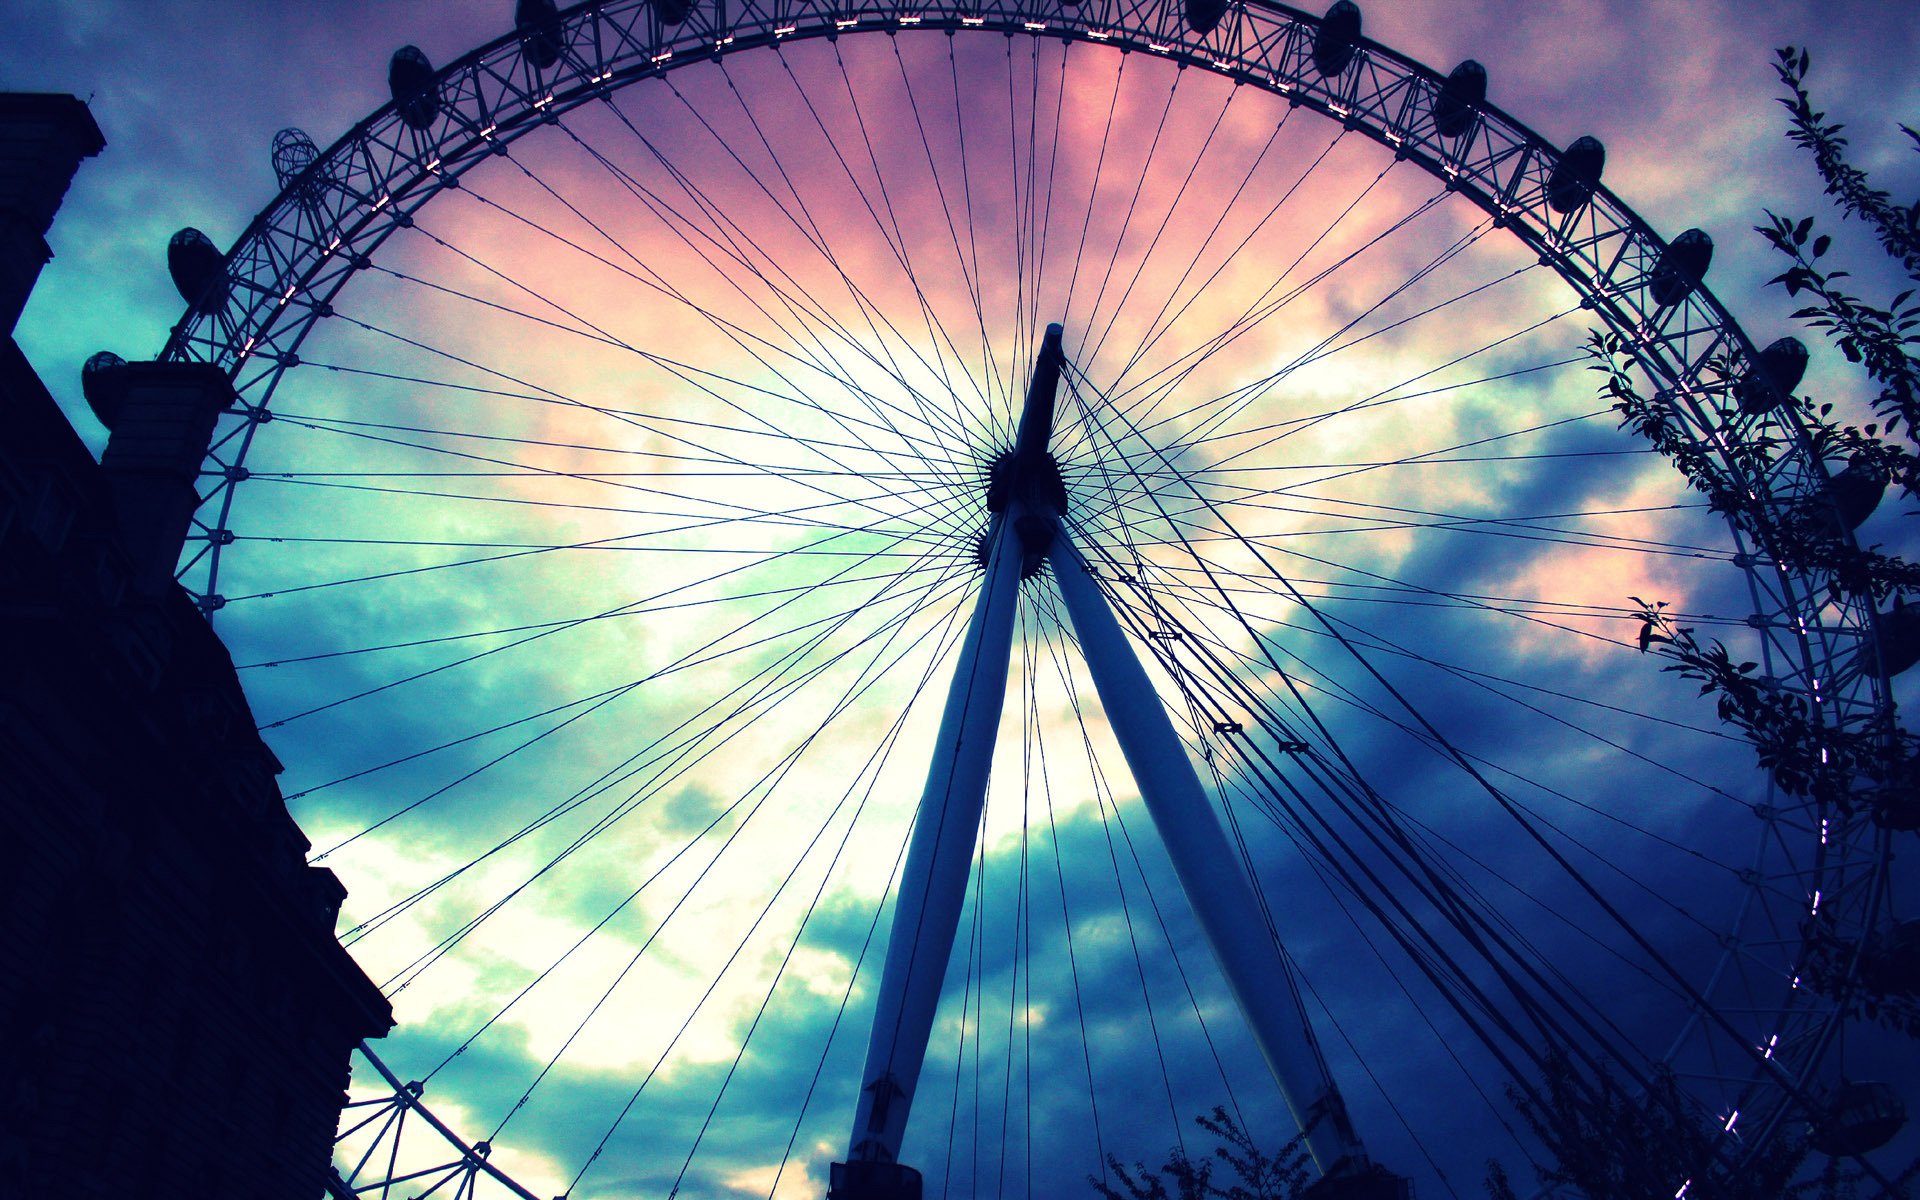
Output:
8,2,1920,1199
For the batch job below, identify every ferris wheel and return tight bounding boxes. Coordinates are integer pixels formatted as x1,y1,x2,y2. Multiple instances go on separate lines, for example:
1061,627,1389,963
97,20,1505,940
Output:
115,0,1911,1195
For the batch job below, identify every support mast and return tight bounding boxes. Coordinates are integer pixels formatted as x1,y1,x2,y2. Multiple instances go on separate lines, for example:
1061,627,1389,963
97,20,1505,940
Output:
832,324,1400,1199
1045,530,1371,1177
833,327,1066,1200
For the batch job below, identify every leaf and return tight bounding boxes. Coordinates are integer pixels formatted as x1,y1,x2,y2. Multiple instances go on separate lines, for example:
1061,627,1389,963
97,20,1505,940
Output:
1813,234,1831,258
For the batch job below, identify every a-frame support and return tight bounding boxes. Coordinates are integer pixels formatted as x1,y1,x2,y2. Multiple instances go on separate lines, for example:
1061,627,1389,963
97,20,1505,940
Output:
832,325,1387,1200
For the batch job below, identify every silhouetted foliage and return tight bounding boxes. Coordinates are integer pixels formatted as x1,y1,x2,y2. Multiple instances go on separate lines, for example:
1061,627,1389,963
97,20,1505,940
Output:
1762,46,1920,495
1613,42,1918,825
1800,907,1920,1041
1629,600,1916,822
1522,44,1920,1199
1482,1052,1812,1200
1597,327,1920,604
1602,46,1920,608
1481,1052,1920,1200
1773,45,1920,313
1089,1107,1311,1200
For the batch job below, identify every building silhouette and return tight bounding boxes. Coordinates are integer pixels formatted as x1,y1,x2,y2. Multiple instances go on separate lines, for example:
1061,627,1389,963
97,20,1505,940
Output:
0,93,392,1198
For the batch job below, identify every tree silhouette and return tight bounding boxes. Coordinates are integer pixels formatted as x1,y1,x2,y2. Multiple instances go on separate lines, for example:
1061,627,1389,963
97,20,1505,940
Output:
1617,43,1919,1023
1526,41,1920,1198
1089,1107,1311,1200
1481,1052,1812,1200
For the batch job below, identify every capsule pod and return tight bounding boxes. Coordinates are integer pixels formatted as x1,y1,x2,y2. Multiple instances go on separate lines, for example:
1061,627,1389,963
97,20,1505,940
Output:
1857,598,1920,680
1820,454,1888,533
81,351,129,430
517,0,564,69
1432,60,1486,139
168,228,228,313
1546,135,1605,214
1810,1082,1907,1158
1313,1,1362,78
1872,753,1920,832
271,128,325,216
1650,228,1713,306
271,128,319,192
1876,792,1920,832
1186,0,1230,36
1863,919,1920,989
390,45,440,130
1735,336,1808,415
655,0,696,26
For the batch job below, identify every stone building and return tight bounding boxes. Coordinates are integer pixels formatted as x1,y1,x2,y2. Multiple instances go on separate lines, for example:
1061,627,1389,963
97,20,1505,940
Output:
0,92,392,1198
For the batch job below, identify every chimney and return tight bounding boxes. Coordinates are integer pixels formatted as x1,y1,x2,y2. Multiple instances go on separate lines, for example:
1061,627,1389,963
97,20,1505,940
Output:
0,93,106,334
95,360,234,595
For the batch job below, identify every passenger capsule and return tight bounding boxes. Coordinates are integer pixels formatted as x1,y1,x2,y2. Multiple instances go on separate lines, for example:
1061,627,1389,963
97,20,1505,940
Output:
390,45,440,130
81,351,129,430
1877,791,1920,832
654,0,696,26
1863,919,1920,988
517,0,564,69
1432,60,1486,140
1735,336,1808,415
1186,0,1230,36
168,228,229,313
271,128,325,216
1650,228,1713,307
1820,454,1888,533
1857,598,1920,680
1546,135,1605,214
1313,2,1362,78
271,128,319,192
1872,754,1920,832
1810,1082,1907,1157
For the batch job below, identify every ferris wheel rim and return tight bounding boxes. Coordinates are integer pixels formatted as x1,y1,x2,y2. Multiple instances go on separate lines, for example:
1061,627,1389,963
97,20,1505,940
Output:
141,0,1899,1190
157,0,1887,723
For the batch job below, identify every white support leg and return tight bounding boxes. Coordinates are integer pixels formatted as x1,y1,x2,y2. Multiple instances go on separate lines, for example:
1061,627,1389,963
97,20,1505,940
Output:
1046,527,1369,1176
843,509,1026,1167
830,326,1399,1199
841,327,1067,1188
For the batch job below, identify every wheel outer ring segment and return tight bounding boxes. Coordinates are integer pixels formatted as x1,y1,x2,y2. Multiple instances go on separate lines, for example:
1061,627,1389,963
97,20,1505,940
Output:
159,0,1894,1182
